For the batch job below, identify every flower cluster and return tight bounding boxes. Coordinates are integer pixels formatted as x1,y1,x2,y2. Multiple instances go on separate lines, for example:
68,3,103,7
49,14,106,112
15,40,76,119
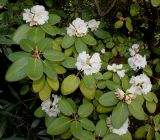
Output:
41,94,60,117
75,51,101,75
107,64,125,78
127,73,152,95
67,18,100,37
23,5,49,26
107,116,129,135
128,44,147,71
115,88,137,104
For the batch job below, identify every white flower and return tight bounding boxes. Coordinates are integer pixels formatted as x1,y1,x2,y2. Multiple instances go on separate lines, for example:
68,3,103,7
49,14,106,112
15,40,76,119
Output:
128,54,147,71
75,51,101,75
115,88,125,100
107,116,129,135
100,48,105,54
23,5,49,26
87,19,100,31
67,18,88,37
129,44,140,56
41,94,60,117
107,64,125,78
127,73,152,95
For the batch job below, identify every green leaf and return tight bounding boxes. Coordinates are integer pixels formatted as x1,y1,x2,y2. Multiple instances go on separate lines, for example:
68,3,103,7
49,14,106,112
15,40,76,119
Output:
41,24,60,35
61,74,80,95
106,42,114,49
12,24,30,44
126,20,133,32
95,119,107,137
43,49,65,61
103,71,112,80
5,57,28,82
8,51,31,62
48,14,61,25
106,80,121,91
32,75,45,92
20,39,35,52
155,62,160,72
130,3,140,16
113,73,121,84
37,38,53,52
83,75,96,89
80,80,96,100
99,92,119,107
78,130,95,140
0,117,7,137
61,35,75,49
47,117,71,135
81,34,97,46
103,133,120,140
155,132,160,140
39,81,52,101
75,38,87,53
135,126,146,139
128,97,147,120
121,132,132,140
146,101,157,113
151,0,160,7
80,118,95,131
27,27,45,43
26,58,43,80
122,75,130,91
58,99,76,116
62,57,76,69
47,77,59,92
34,106,45,118
94,29,111,39
20,85,29,95
78,103,94,118
112,102,129,128
43,60,57,80
114,20,123,29
45,115,56,128
70,121,83,139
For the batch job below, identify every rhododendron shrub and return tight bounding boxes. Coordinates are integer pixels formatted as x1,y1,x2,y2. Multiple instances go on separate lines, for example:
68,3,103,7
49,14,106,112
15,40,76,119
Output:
1,0,160,139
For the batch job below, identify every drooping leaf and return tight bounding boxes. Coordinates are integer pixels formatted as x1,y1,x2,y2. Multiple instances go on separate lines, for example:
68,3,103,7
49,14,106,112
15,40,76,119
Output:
26,58,43,80
128,97,147,120
32,75,45,93
5,57,28,82
43,60,57,80
95,119,107,137
75,38,87,53
112,102,129,128
80,79,96,100
39,81,52,101
47,117,71,135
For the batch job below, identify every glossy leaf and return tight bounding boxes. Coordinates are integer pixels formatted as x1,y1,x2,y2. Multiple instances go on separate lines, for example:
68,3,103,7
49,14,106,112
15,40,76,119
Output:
26,58,43,80
81,34,97,46
32,75,45,92
5,57,28,82
20,39,35,52
61,35,75,49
